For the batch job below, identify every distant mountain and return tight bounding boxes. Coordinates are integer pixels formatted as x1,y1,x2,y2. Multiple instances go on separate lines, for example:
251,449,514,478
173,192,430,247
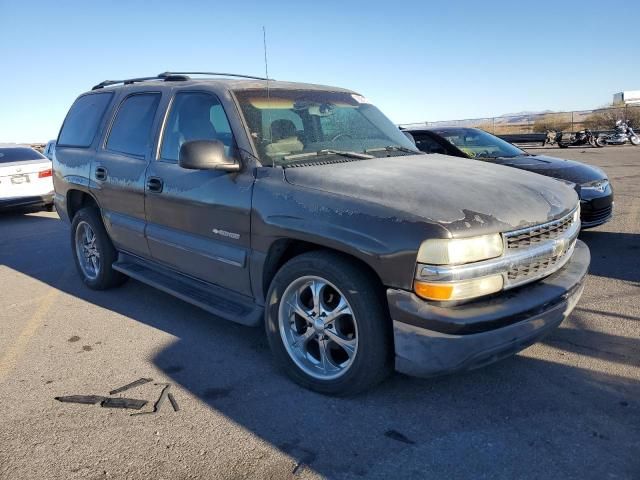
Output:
498,110,554,117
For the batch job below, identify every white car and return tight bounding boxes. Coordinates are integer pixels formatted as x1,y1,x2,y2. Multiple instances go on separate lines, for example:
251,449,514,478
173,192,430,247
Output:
0,146,54,211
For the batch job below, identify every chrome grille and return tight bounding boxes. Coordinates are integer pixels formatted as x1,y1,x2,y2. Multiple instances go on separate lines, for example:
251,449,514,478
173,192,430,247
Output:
505,210,575,249
507,242,572,281
503,208,579,287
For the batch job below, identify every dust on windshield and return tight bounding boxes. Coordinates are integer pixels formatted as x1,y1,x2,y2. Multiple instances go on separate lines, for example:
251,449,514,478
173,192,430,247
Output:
233,89,419,166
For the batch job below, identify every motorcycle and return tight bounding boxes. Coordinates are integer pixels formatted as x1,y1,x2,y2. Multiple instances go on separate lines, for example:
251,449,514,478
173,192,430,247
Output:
557,129,597,148
543,129,557,146
595,120,640,146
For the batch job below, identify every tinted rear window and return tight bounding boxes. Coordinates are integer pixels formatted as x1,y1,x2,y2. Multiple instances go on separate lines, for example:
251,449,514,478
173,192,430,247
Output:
58,93,113,147
0,147,46,163
106,93,160,157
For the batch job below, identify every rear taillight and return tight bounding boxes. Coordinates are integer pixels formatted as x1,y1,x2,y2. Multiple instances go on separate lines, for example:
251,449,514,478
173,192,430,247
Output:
38,169,52,178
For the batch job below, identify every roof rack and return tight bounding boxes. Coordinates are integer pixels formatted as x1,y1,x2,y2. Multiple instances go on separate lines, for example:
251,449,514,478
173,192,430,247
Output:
91,71,270,90
158,71,271,81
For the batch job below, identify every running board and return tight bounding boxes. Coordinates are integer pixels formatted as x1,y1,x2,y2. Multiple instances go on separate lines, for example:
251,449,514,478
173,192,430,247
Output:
112,255,263,327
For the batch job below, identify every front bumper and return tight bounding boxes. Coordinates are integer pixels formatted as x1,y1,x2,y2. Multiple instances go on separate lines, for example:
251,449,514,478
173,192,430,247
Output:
389,240,590,378
579,185,613,228
0,193,54,211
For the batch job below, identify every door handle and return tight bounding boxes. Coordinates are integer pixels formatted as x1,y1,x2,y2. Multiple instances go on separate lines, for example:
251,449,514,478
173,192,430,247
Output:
95,166,107,181
146,177,164,193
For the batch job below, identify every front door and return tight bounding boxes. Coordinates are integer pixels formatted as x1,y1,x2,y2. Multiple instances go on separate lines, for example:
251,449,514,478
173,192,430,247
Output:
144,91,254,296
92,91,163,258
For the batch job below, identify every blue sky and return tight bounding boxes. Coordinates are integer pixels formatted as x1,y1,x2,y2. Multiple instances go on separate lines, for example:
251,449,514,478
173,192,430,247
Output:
1,0,638,142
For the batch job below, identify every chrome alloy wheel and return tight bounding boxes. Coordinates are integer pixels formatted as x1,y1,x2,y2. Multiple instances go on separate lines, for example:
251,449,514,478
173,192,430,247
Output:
75,221,101,280
278,276,358,380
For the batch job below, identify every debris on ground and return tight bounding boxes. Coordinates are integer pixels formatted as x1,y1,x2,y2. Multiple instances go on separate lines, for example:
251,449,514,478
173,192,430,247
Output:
109,377,153,395
384,429,416,445
54,377,180,415
55,395,105,405
101,397,148,410
168,392,180,412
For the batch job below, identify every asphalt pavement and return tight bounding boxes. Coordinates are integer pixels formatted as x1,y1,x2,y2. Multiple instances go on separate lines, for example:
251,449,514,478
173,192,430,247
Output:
0,145,638,480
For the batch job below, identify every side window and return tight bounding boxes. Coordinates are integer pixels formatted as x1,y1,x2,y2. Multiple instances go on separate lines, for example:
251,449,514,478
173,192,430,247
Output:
106,93,160,157
58,93,113,147
160,92,235,162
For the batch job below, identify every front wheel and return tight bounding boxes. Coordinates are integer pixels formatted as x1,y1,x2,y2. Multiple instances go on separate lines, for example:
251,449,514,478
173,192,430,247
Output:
265,251,392,395
630,136,640,146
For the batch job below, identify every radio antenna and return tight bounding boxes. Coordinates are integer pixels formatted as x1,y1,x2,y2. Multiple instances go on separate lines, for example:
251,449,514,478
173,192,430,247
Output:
263,26,270,81
263,26,274,165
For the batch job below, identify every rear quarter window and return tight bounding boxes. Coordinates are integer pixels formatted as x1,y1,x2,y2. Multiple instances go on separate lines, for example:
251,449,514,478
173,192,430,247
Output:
58,92,113,148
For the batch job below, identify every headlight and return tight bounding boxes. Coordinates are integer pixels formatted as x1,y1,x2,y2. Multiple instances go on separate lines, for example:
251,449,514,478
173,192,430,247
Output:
417,233,503,265
414,275,503,301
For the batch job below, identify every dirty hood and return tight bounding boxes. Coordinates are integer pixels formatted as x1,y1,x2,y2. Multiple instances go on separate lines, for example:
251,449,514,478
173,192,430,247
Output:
488,154,607,185
284,154,579,235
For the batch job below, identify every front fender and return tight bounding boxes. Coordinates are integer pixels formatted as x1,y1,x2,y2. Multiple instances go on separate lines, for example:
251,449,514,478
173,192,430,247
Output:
250,168,449,299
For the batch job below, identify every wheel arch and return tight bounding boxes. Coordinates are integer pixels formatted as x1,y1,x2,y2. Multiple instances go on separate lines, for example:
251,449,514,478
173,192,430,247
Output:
67,189,100,220
260,238,386,304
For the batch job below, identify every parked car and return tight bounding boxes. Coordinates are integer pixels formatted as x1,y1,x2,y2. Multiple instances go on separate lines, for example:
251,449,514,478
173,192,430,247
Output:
43,140,56,160
54,72,589,395
404,127,613,228
0,145,54,211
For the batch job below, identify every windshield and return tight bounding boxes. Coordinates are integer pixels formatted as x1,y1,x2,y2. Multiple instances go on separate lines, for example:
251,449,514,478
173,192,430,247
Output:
433,128,525,159
234,89,419,166
0,147,46,163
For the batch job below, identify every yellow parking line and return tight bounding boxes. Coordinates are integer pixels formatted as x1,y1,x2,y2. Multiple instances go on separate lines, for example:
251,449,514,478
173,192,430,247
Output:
0,286,60,383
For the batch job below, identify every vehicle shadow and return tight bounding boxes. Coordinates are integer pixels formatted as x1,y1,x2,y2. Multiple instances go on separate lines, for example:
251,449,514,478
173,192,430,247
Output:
2,213,639,478
579,229,640,284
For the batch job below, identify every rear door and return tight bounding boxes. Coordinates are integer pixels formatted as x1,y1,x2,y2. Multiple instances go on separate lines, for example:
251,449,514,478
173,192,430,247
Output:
144,90,254,295
91,91,163,258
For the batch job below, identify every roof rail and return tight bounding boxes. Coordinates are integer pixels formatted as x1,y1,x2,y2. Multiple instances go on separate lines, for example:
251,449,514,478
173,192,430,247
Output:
158,71,271,81
91,71,270,90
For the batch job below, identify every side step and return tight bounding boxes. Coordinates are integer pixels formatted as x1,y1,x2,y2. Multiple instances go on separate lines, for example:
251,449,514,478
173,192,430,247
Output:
112,255,263,327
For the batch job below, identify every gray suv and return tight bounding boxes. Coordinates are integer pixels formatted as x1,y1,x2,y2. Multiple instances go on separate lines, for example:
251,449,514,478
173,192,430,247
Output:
53,72,590,395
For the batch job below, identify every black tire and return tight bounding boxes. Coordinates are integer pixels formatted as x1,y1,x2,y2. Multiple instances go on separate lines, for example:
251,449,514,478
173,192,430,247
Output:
630,136,640,146
595,136,606,148
558,142,569,149
265,251,392,396
71,207,127,290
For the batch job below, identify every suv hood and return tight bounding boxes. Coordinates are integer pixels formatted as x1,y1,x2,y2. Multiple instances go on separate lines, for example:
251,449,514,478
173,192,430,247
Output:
284,154,578,235
490,154,607,185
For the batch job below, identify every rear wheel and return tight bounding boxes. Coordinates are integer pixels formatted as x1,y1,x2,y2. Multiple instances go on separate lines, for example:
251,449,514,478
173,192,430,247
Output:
71,207,126,290
265,251,392,395
595,136,607,147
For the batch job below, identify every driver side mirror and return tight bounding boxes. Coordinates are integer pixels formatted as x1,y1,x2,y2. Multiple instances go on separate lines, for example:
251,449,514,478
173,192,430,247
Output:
179,140,240,172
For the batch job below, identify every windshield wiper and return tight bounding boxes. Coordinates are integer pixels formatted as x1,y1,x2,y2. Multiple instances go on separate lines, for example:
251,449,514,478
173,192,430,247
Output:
365,146,422,155
283,149,374,161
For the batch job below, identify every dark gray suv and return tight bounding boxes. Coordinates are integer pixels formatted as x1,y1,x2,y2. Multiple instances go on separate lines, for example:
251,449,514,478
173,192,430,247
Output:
53,72,590,395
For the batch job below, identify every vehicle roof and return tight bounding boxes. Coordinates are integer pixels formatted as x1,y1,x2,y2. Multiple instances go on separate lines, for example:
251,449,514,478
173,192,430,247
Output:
403,126,479,132
86,77,357,96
